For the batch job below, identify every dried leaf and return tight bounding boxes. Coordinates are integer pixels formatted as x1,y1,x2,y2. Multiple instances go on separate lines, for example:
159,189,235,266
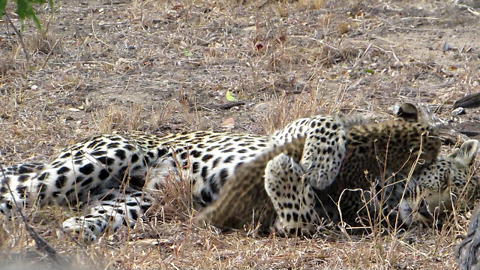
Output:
221,117,235,130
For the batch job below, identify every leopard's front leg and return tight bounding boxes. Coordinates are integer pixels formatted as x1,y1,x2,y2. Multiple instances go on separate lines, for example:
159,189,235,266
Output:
272,116,348,190
264,153,318,236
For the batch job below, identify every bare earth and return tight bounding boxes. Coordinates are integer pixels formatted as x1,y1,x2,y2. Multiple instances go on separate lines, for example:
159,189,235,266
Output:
1,0,480,269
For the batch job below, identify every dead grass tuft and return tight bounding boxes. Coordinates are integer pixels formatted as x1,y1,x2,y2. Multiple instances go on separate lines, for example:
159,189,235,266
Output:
27,32,62,57
0,53,15,75
94,105,145,133
147,172,195,227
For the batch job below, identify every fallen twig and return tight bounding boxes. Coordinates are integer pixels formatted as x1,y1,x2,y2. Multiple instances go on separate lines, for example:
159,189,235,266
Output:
457,3,480,16
454,93,480,109
195,101,246,111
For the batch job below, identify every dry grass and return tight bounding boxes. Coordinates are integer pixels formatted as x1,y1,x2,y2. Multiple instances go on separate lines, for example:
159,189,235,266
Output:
1,0,480,269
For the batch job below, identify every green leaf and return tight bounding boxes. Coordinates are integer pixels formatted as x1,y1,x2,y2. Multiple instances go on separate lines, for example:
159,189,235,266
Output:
183,50,192,57
365,69,375,74
1,0,53,32
48,0,54,15
15,0,46,30
226,89,237,101
0,0,7,17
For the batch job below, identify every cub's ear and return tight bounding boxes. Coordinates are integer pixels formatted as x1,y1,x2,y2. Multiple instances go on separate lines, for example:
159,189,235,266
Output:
394,103,419,122
449,140,479,166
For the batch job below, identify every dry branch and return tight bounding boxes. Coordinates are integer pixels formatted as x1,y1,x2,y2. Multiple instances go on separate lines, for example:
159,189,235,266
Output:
454,93,480,109
456,203,480,270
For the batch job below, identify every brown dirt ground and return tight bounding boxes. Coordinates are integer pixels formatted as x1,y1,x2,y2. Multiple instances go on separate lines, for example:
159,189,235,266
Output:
1,0,480,269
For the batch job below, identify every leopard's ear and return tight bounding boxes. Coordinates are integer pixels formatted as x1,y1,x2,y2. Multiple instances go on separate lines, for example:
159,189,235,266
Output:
449,140,479,166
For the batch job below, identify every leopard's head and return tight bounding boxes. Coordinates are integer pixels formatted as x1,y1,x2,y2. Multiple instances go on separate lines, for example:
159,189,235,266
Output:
404,140,479,225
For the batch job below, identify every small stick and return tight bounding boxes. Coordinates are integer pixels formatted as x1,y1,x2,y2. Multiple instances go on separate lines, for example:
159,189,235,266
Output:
4,13,30,62
40,38,61,70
